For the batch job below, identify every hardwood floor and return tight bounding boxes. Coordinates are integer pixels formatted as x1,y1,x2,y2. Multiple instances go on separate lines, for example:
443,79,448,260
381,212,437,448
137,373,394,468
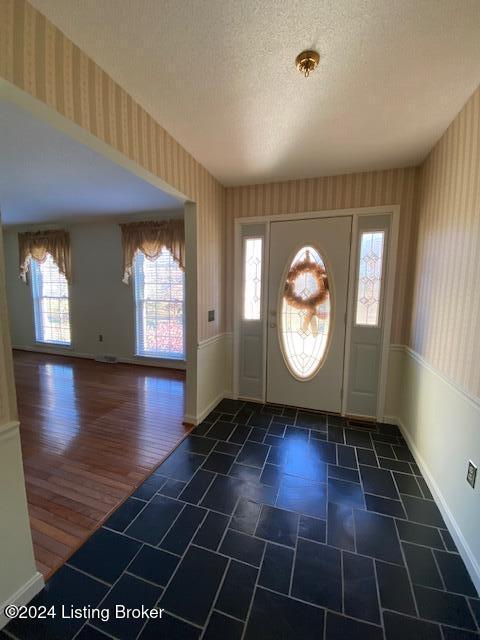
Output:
13,350,189,579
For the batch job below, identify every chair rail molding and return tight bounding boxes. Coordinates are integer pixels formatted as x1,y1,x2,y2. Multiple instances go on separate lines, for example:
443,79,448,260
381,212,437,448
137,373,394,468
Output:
185,333,233,425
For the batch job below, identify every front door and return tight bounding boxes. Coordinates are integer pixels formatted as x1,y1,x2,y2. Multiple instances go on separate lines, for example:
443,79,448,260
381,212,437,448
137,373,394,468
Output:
266,216,352,413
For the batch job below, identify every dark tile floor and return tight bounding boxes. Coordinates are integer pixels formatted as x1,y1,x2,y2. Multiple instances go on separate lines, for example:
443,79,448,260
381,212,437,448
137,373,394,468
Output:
4,399,479,640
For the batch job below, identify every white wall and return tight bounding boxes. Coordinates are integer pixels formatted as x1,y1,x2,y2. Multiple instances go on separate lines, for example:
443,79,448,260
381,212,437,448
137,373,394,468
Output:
0,219,43,630
4,213,185,368
0,424,44,629
385,346,480,594
186,333,232,425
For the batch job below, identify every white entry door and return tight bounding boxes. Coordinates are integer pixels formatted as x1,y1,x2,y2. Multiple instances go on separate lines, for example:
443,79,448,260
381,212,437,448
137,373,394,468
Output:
266,217,352,413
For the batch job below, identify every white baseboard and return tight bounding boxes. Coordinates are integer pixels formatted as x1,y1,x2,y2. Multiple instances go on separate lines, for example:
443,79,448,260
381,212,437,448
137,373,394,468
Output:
236,394,263,403
13,344,92,359
383,415,401,427
184,389,232,426
394,414,480,595
117,356,186,371
0,572,44,630
13,345,186,370
190,332,232,426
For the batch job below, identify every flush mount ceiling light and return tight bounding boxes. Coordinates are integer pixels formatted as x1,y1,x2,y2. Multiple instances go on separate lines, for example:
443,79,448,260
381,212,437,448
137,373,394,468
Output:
295,50,320,77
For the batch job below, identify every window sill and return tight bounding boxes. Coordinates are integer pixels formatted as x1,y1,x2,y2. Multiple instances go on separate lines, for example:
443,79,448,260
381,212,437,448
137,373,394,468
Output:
132,354,186,370
135,353,185,362
35,341,73,350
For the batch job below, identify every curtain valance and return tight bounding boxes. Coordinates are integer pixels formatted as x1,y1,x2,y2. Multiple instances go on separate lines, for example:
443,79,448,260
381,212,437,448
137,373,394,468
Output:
120,219,185,284
18,230,71,283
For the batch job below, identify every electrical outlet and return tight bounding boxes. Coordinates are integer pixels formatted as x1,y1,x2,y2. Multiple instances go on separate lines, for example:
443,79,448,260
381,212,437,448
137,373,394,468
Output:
208,310,215,322
467,460,477,489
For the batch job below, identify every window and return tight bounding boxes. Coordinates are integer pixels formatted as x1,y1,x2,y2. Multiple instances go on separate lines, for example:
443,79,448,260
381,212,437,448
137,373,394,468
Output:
31,253,71,345
134,249,185,359
243,237,263,320
280,246,330,380
355,230,385,326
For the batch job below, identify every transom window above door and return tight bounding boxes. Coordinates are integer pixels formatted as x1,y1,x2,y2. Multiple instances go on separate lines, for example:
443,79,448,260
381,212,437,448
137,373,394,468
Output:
30,252,71,346
133,249,185,359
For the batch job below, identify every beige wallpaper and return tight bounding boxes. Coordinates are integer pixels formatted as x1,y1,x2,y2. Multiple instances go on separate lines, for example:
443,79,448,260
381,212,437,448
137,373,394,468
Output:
225,167,418,342
2,0,478,402
409,85,480,399
0,0,225,341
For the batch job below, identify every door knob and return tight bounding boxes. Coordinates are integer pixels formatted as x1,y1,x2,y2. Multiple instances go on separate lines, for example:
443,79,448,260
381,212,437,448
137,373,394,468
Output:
270,322,277,328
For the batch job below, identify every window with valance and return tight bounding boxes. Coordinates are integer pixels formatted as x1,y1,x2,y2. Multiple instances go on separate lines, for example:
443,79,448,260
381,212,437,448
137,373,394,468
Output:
18,230,71,283
119,219,185,284
120,219,185,359
18,230,72,346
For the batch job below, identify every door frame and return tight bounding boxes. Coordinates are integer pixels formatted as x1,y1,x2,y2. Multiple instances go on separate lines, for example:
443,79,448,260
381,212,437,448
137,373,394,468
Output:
233,204,400,421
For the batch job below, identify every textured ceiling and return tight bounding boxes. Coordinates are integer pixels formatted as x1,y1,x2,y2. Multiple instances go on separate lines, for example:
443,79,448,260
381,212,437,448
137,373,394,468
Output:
0,100,183,225
30,0,480,186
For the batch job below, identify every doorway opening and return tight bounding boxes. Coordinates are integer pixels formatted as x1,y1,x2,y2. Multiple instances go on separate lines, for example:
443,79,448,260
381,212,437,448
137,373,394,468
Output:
0,93,197,579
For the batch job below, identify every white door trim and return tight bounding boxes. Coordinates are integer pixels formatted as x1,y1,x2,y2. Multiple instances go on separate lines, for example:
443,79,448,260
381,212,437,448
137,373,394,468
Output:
341,214,358,416
377,207,400,421
262,223,271,403
233,204,401,420
232,221,242,400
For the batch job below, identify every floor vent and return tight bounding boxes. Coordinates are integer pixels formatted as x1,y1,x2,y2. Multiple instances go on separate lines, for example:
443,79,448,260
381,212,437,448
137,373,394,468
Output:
94,354,118,364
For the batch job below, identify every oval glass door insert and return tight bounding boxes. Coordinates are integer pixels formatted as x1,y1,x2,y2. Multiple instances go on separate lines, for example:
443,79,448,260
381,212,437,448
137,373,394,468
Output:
279,245,331,380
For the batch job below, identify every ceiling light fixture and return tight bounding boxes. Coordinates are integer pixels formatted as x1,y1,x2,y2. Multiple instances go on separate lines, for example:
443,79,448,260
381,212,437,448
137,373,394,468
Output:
295,50,320,77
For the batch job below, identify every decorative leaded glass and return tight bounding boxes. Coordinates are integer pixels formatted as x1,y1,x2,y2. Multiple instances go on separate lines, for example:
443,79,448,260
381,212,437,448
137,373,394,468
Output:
279,246,331,380
355,231,385,326
243,238,263,320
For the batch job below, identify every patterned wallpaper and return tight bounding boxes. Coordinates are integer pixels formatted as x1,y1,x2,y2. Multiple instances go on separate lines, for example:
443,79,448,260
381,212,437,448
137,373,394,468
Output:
1,1,478,400
0,0,225,341
225,167,418,342
409,85,480,399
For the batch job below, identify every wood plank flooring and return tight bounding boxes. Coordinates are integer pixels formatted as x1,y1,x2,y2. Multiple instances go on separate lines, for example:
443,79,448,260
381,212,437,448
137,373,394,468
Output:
13,350,189,579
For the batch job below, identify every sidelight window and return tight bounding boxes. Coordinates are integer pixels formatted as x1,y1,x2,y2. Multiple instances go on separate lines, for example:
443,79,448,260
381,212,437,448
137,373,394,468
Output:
243,237,263,321
355,231,385,327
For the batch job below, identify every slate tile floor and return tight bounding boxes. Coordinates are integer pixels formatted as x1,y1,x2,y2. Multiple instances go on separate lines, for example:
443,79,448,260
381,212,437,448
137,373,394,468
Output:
4,399,479,640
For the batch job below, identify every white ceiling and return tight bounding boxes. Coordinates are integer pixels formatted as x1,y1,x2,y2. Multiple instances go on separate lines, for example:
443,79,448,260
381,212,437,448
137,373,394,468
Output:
0,100,183,226
29,0,480,186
